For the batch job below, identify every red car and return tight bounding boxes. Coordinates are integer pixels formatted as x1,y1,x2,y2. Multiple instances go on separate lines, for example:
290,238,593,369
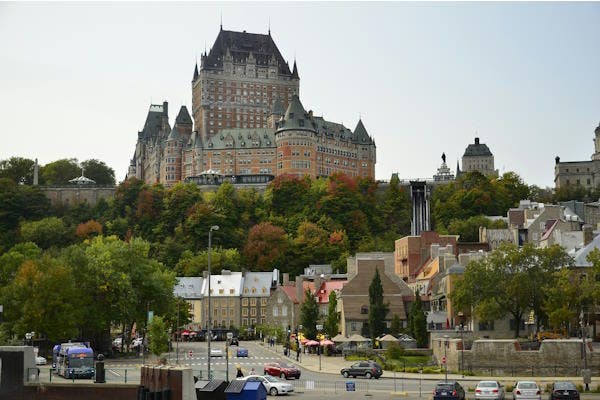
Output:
263,362,301,379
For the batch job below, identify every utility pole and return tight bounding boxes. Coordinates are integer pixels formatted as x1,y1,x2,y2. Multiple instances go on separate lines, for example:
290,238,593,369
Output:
580,311,590,391
207,225,219,380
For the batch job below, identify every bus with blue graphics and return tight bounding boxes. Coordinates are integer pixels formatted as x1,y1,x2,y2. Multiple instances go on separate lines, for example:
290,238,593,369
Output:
53,342,95,379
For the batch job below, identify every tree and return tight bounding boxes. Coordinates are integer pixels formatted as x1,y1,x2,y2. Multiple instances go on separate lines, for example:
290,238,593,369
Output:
75,220,103,240
80,159,116,185
40,158,80,185
368,268,389,340
446,215,507,242
300,288,319,339
324,290,339,337
390,314,401,336
408,293,428,347
20,217,70,249
0,157,35,184
243,222,288,271
451,243,568,337
147,315,169,358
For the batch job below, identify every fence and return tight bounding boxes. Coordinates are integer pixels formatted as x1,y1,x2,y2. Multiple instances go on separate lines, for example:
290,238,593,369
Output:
465,365,596,377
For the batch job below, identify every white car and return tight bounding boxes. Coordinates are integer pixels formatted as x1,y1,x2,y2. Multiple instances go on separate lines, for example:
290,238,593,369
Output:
237,375,294,396
132,337,144,348
35,356,47,365
513,381,541,400
209,349,223,357
476,381,505,400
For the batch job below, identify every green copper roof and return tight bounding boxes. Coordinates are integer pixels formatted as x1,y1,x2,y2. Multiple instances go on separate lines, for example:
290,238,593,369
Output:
277,95,313,132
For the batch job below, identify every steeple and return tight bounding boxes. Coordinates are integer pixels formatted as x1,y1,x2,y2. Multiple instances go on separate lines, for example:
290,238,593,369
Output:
193,62,199,81
292,59,299,79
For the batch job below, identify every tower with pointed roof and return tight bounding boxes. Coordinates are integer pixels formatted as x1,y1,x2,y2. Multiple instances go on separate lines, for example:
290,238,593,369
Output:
191,28,300,142
555,122,600,189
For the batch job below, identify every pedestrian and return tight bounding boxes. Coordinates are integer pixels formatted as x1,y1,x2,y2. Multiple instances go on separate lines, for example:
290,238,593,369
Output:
236,365,243,378
296,347,300,362
250,367,255,375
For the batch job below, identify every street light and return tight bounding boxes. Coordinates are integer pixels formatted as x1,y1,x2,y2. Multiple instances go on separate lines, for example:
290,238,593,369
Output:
580,311,590,391
316,324,323,371
207,225,219,381
456,324,465,376
443,335,449,382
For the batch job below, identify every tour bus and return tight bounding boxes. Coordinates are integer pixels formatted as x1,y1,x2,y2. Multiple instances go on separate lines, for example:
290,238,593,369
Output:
53,342,95,379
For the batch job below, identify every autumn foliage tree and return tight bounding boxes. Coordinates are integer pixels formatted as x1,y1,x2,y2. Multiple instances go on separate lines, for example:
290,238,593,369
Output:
75,220,103,240
243,222,288,271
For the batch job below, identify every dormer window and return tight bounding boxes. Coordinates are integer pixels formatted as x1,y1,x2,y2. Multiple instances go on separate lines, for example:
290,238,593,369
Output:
289,113,294,119
299,119,304,127
360,305,368,314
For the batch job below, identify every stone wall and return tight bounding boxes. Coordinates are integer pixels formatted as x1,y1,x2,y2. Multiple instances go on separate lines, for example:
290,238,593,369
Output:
40,186,116,206
433,338,599,375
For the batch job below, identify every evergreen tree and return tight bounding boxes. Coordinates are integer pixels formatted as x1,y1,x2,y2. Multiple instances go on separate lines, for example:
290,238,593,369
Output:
300,288,319,339
390,314,401,335
324,290,339,337
409,292,428,347
368,268,389,340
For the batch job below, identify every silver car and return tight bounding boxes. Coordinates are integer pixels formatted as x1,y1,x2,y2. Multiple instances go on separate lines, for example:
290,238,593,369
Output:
237,374,294,396
514,381,541,400
476,381,505,400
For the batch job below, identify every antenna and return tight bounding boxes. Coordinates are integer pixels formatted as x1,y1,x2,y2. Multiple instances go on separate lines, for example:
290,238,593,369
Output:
220,13,223,30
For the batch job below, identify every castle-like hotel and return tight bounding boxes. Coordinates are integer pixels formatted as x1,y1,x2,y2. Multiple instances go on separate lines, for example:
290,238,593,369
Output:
128,28,376,186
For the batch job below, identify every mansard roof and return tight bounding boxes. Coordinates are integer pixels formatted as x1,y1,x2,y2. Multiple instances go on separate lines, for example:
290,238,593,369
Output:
140,103,169,141
205,128,275,150
272,97,285,116
203,29,292,75
464,138,493,157
175,105,193,125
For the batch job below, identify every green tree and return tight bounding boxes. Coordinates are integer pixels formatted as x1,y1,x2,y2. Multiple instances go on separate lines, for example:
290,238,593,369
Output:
368,268,389,340
451,243,568,337
300,288,319,339
446,215,507,242
20,217,70,249
40,158,80,185
390,314,401,336
0,157,35,184
324,290,339,337
80,159,116,185
408,293,428,347
147,315,169,357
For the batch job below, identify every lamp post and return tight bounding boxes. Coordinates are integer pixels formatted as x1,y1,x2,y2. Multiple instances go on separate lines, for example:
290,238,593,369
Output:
580,311,590,391
316,324,323,371
176,300,180,364
443,335,449,382
456,324,465,376
207,225,219,381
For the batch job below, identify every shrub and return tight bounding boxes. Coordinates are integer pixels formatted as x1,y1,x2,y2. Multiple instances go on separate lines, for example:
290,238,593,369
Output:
505,385,513,393
576,384,584,392
386,343,405,360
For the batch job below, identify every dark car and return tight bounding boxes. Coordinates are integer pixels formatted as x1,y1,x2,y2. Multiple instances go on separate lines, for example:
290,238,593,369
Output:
340,361,383,379
549,382,579,400
236,347,248,357
264,362,301,379
230,337,239,346
433,381,466,400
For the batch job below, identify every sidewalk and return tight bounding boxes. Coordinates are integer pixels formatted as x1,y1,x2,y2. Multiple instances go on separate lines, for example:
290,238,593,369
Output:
257,341,600,387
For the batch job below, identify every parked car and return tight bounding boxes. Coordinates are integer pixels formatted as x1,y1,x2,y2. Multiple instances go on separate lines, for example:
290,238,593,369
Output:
264,362,301,379
549,382,579,400
35,356,47,365
210,349,223,357
237,374,294,396
340,361,383,379
433,381,466,400
236,347,248,357
514,381,542,400
230,337,239,346
476,381,505,400
112,337,123,351
132,337,144,349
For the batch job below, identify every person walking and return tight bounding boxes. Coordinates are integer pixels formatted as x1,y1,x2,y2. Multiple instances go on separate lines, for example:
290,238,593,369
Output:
236,365,243,378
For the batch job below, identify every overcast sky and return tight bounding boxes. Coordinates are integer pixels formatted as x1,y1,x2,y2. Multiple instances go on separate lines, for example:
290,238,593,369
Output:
1,2,599,187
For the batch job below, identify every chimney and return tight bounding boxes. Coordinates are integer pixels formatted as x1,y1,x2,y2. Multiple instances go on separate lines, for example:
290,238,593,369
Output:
475,137,480,145
221,269,231,275
583,224,594,246
282,273,289,285
163,101,168,116
33,158,39,185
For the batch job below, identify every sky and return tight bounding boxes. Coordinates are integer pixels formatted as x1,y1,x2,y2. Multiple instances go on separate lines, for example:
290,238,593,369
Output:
1,2,599,188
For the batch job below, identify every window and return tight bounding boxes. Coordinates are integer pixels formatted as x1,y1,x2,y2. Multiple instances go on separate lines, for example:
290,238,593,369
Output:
351,322,357,331
242,318,248,326
360,306,368,314
251,308,257,316
261,298,268,306
478,320,495,331
250,298,257,306
230,288,235,294
219,289,224,294
273,307,279,317
242,298,248,306
242,309,248,316
282,306,287,316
